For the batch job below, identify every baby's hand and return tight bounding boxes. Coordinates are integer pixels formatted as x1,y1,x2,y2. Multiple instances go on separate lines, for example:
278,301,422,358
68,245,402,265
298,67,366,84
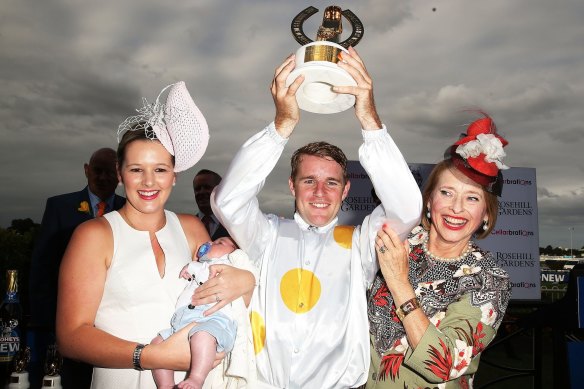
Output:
179,264,192,280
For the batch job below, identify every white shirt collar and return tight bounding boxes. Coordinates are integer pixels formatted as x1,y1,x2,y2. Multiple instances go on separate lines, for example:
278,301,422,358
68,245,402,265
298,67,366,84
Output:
294,212,337,234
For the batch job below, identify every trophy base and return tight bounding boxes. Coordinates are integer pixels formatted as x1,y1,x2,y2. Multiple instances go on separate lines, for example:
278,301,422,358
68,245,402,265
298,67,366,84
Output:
42,375,62,389
286,42,356,114
8,372,30,388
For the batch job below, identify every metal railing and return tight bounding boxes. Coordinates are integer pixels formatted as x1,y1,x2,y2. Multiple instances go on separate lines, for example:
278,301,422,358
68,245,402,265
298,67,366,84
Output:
477,321,543,388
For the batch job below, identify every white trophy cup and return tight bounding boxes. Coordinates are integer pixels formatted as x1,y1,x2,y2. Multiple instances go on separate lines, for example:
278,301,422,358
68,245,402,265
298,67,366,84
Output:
286,6,364,114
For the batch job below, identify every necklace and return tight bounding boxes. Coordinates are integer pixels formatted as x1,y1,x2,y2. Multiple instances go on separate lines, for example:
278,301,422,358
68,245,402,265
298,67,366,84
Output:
422,234,473,262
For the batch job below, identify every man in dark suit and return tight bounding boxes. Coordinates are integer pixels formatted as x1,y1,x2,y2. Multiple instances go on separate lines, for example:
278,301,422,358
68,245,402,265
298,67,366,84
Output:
193,169,230,240
28,147,125,388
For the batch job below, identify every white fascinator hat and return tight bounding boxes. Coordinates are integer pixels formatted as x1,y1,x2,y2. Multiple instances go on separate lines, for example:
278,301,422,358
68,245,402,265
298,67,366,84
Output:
117,81,209,172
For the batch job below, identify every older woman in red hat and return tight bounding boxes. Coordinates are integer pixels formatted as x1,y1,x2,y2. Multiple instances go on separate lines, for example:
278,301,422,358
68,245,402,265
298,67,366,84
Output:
366,113,512,388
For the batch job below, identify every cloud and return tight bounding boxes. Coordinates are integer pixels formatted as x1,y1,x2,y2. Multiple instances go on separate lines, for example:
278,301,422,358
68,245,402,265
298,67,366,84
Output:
0,0,583,249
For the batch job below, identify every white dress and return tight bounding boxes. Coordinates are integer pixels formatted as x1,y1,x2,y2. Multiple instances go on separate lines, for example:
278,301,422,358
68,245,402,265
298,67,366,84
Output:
91,210,190,389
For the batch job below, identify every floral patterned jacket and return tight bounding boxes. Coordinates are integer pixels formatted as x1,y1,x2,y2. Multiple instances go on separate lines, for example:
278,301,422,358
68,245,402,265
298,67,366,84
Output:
366,226,511,388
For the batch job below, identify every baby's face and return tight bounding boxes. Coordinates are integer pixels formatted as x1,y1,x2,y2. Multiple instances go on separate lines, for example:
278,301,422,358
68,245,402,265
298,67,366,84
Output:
207,237,237,257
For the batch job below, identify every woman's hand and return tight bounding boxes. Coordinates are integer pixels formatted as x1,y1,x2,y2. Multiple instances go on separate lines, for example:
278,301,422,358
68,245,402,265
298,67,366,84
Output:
376,224,411,291
191,265,255,316
376,225,430,350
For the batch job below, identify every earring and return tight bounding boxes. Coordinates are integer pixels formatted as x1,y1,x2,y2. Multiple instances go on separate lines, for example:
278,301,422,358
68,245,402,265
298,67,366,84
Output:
426,210,431,220
482,221,488,231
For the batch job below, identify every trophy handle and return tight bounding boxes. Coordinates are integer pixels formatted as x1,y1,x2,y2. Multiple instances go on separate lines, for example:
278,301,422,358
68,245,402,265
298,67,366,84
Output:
291,6,319,46
290,6,364,48
339,9,364,49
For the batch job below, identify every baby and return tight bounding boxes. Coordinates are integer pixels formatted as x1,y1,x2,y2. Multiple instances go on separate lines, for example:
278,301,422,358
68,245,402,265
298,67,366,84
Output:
152,237,239,389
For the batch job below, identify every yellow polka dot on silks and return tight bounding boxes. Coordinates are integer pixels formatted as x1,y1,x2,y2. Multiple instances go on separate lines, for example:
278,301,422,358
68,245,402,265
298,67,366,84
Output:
250,311,266,355
333,225,354,249
280,268,321,314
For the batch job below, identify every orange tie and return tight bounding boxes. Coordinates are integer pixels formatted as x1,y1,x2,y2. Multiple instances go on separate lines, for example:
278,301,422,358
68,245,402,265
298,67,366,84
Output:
96,201,107,217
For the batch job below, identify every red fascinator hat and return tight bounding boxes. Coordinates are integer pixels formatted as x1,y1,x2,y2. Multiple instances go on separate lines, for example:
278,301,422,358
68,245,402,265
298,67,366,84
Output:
446,113,509,196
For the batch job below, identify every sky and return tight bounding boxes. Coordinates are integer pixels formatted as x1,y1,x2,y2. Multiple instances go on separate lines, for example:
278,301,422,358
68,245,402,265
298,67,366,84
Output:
1,0,583,249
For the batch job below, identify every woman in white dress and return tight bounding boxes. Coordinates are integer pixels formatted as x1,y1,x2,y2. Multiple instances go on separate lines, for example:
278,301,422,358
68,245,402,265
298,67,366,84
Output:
56,82,255,389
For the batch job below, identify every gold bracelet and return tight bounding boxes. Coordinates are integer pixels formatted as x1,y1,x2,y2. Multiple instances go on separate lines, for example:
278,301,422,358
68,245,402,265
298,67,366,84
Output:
396,297,421,321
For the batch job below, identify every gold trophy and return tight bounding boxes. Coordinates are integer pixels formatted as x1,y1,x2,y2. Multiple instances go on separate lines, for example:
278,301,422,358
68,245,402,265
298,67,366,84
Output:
287,6,364,114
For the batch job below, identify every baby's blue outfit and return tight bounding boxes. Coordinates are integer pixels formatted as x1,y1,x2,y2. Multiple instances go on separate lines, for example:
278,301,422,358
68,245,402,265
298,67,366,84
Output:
158,254,237,352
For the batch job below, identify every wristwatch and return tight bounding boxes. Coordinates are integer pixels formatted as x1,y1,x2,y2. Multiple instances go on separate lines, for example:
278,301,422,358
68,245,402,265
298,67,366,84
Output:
396,297,421,321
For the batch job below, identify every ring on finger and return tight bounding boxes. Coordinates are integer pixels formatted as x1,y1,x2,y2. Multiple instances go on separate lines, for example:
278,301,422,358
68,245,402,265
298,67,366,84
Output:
215,294,221,303
379,245,387,254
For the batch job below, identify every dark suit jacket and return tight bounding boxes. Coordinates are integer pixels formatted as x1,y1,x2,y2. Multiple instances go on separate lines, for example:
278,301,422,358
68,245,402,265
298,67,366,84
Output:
29,187,125,330
197,213,231,241
211,223,231,240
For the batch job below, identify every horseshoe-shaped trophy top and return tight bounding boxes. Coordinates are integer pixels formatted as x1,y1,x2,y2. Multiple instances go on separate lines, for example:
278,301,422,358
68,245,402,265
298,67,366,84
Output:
290,6,364,49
